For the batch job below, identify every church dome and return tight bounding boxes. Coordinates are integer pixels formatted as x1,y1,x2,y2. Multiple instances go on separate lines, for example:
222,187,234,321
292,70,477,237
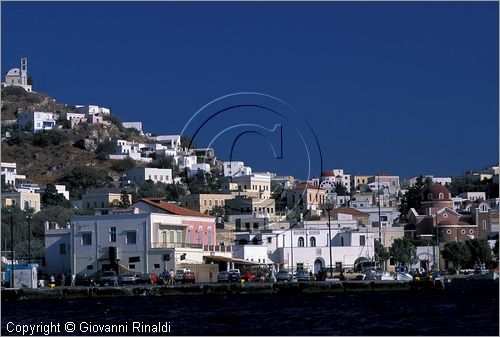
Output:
6,68,20,77
426,183,451,201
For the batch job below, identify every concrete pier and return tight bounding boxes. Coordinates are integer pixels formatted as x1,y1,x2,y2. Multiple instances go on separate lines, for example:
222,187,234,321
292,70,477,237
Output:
0,280,426,301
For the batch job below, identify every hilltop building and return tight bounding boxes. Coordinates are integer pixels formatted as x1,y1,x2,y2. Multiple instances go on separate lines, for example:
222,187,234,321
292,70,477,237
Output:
2,57,32,92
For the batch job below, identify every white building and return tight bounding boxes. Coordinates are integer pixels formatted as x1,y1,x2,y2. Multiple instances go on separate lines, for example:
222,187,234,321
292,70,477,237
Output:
75,105,111,115
127,167,173,186
350,193,374,208
234,223,375,273
147,135,181,149
177,155,197,170
110,139,152,163
351,206,401,228
459,192,486,202
1,162,26,186
122,122,143,134
2,57,32,92
223,161,252,177
60,112,86,128
17,111,58,133
45,204,215,277
188,163,211,177
368,174,400,195
37,184,70,200
403,176,451,188
224,174,272,199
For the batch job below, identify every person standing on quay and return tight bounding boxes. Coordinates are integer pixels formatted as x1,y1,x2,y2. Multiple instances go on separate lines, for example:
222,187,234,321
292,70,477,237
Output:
60,273,66,286
169,269,174,285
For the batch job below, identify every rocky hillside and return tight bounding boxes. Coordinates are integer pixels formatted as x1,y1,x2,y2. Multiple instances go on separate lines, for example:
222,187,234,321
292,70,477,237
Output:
1,87,149,185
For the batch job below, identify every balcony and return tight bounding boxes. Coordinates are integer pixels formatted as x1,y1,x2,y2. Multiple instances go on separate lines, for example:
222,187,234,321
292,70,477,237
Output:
151,242,203,249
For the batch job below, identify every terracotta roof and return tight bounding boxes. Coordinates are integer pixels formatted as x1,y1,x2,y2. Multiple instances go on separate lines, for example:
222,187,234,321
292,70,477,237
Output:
295,183,325,190
427,183,451,201
138,198,212,218
321,171,335,177
330,208,370,217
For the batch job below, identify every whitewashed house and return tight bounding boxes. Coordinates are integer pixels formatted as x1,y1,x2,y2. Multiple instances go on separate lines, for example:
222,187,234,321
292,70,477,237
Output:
127,167,173,186
1,162,26,186
75,105,111,115
17,111,58,133
223,161,252,177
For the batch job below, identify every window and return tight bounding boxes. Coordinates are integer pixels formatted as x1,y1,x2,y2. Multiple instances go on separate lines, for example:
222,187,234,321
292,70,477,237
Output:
483,220,487,229
439,193,444,200
209,200,212,206
163,254,171,261
82,233,92,246
86,265,93,270
447,229,452,234
469,229,474,234
109,227,116,242
129,256,140,263
310,237,316,247
204,200,207,206
360,235,366,246
461,230,466,235
154,264,160,268
59,244,66,255
198,227,203,243
267,237,272,243
298,237,305,247
129,264,136,269
177,231,182,243
126,231,137,244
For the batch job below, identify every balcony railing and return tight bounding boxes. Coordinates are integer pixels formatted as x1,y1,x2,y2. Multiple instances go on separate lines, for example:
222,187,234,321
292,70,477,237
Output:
203,245,233,252
151,242,203,249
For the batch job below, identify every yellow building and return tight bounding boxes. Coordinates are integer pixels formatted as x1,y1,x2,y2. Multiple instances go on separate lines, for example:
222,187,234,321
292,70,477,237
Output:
81,191,132,209
1,191,41,213
180,194,235,215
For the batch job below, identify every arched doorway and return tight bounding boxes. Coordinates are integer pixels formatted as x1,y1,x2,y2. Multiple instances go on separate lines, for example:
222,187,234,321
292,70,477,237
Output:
314,258,323,274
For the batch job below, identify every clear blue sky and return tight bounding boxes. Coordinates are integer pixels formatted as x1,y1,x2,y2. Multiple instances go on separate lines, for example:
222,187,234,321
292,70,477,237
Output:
2,1,498,179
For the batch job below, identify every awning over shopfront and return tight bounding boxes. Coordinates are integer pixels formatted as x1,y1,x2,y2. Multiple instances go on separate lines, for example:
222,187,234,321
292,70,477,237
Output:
204,255,266,266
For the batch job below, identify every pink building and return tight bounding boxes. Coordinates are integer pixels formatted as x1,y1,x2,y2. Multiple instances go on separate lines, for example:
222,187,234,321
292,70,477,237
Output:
132,198,216,246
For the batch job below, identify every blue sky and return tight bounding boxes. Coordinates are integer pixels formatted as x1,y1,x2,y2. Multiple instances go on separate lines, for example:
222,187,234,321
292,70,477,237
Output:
2,1,498,179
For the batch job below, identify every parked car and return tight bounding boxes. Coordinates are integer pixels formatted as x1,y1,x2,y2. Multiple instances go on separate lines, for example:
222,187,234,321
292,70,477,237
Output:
276,270,293,282
183,271,196,284
75,274,96,286
297,270,311,282
118,273,137,285
175,269,188,283
318,267,341,281
98,271,118,287
228,269,241,282
136,273,157,284
217,271,230,283
240,271,256,282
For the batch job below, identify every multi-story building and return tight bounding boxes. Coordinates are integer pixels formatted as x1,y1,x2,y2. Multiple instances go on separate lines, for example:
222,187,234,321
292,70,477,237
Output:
17,111,58,133
351,175,372,190
1,162,26,186
459,192,486,202
223,174,271,199
223,161,252,177
147,135,181,149
80,189,132,210
60,112,87,128
285,183,326,216
44,201,215,277
225,196,276,217
1,191,41,212
127,167,172,186
403,176,451,188
181,194,235,215
368,173,400,195
122,122,143,134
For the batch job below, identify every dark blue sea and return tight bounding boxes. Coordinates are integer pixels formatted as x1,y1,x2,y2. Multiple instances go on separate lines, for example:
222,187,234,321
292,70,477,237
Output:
2,280,498,336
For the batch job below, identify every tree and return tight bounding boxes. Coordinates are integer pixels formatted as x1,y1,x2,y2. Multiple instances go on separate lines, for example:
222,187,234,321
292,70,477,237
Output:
465,239,492,265
180,135,197,149
32,130,67,147
399,176,433,220
443,242,471,274
389,238,417,267
333,181,349,196
95,140,116,160
119,190,131,208
41,184,72,208
210,206,225,217
111,158,136,172
59,166,112,198
375,240,390,264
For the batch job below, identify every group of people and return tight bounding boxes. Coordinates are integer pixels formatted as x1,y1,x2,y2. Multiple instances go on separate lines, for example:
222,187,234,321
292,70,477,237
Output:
161,269,175,285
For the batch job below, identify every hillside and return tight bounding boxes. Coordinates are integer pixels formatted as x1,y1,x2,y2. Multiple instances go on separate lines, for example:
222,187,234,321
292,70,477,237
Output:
1,87,150,185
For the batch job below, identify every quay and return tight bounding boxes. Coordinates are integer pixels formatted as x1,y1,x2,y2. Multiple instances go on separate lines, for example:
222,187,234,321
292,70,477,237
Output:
1,280,446,301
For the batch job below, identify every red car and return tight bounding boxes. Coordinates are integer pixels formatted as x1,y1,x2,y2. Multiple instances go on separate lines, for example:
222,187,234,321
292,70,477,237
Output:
183,271,196,284
240,271,256,282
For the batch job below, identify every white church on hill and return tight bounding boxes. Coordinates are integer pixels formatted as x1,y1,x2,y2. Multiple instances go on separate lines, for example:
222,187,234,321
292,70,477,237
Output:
2,57,33,92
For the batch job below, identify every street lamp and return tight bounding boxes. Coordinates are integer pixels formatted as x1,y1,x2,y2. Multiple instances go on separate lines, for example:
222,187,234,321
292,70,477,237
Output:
326,201,333,278
26,214,32,264
8,208,14,288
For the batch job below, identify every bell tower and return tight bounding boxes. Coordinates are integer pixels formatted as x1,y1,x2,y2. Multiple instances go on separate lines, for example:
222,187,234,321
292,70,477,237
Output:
20,57,28,86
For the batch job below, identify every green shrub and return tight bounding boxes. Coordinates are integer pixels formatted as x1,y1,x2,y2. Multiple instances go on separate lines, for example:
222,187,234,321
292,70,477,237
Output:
111,158,136,172
32,130,67,147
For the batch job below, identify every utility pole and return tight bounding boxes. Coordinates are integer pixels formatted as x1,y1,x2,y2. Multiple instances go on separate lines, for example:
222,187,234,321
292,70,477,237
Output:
327,202,333,278
27,214,32,264
377,177,382,271
10,209,14,288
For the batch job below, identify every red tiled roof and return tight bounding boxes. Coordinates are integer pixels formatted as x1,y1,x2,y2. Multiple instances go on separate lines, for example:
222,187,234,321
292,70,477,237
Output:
330,208,370,217
138,198,212,218
295,183,325,190
321,171,335,177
